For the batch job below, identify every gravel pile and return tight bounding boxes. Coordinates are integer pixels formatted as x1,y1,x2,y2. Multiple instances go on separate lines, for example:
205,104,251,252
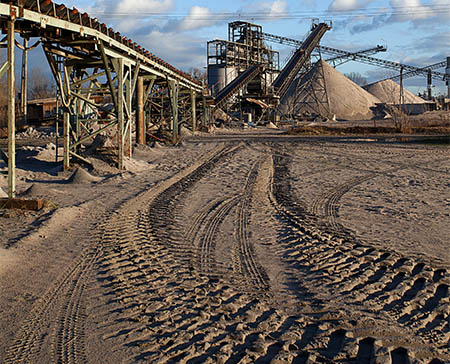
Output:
282,60,383,120
364,79,427,104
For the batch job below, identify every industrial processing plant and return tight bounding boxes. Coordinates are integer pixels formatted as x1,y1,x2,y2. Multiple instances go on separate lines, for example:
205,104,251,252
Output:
1,1,450,364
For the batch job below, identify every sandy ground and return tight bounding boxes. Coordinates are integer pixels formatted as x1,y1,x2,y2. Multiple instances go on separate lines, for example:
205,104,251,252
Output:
0,131,449,363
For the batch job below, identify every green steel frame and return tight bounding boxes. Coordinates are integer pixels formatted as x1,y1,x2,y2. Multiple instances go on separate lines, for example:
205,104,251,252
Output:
0,1,206,198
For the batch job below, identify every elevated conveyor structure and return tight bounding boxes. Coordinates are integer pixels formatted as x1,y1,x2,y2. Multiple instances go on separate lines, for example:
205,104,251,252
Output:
214,65,265,109
272,22,331,100
0,0,205,197
263,31,448,83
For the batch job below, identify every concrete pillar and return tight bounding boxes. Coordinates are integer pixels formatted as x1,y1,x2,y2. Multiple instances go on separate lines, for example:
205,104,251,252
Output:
7,19,15,198
136,76,145,144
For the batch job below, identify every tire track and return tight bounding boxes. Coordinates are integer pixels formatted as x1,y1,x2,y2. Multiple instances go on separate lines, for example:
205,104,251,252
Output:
233,158,271,293
267,146,450,362
185,195,241,277
4,237,100,364
4,143,234,364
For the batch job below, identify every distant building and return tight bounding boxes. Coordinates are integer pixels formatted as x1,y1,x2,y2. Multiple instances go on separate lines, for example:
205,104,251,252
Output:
27,97,58,122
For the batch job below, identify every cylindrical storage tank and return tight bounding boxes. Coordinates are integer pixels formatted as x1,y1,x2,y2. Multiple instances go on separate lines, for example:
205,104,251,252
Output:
207,65,238,96
208,65,226,96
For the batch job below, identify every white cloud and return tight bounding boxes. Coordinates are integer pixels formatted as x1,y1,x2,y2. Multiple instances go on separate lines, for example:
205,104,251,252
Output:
140,30,206,70
115,0,174,14
389,0,431,21
178,6,219,31
253,0,288,19
270,0,288,15
329,0,374,12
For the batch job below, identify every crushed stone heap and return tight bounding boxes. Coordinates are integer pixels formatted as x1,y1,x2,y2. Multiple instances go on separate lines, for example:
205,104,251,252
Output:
363,79,427,104
281,60,383,121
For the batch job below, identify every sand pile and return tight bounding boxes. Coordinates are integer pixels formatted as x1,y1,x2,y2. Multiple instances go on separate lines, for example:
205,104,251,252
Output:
0,187,7,198
66,168,102,184
21,184,50,197
364,79,427,104
282,60,382,120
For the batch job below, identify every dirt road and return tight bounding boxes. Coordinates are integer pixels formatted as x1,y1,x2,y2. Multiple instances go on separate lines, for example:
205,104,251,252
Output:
1,135,449,363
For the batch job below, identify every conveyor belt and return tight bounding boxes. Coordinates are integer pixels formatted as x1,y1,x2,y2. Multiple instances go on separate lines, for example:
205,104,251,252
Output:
272,23,330,99
0,0,202,91
214,65,264,108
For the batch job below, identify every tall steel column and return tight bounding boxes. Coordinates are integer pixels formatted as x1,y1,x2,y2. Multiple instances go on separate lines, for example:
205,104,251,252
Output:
446,57,450,98
191,90,197,132
20,38,28,124
202,95,207,127
136,76,145,144
168,80,179,142
117,58,124,170
63,111,70,170
7,17,16,198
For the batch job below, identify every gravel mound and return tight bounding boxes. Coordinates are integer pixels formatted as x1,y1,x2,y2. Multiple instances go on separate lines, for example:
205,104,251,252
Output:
21,184,49,197
0,187,7,198
364,79,427,104
282,60,382,120
66,168,102,184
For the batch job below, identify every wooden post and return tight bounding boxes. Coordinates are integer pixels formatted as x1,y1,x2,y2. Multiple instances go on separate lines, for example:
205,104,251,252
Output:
136,76,144,144
7,18,16,198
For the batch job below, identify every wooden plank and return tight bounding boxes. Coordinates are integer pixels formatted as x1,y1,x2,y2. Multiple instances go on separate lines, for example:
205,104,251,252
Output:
0,198,45,211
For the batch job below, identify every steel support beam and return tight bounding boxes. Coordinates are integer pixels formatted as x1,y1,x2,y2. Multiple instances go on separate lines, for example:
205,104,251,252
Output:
168,80,179,143
191,90,197,132
20,38,28,124
63,111,70,170
136,76,145,144
202,96,207,127
117,58,124,170
7,18,16,198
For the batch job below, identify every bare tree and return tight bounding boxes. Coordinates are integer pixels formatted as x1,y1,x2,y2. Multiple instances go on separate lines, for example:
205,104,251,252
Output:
28,67,56,100
345,72,368,86
187,67,207,83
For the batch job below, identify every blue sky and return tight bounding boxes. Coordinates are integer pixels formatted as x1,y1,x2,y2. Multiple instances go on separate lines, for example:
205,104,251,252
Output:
27,0,450,95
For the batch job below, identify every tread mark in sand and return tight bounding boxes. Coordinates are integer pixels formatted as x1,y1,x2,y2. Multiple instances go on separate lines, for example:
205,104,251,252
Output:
233,158,270,293
5,144,233,364
269,148,450,361
4,240,101,364
186,195,241,277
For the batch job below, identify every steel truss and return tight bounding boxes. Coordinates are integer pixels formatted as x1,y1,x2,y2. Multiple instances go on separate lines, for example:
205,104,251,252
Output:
262,31,448,83
287,57,331,120
0,1,205,197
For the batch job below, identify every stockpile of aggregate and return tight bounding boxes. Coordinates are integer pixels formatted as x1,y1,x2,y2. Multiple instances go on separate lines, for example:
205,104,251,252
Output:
281,60,383,120
363,79,427,104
